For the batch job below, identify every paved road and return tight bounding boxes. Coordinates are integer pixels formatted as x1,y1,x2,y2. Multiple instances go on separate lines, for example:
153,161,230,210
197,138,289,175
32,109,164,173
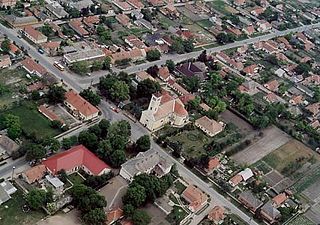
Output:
77,21,320,86
1,22,319,224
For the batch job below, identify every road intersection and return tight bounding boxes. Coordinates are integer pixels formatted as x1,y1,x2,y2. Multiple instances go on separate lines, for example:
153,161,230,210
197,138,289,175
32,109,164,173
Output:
1,22,320,225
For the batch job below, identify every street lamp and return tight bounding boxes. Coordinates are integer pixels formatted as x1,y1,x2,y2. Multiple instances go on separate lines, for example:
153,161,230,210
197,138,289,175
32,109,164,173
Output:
11,166,15,180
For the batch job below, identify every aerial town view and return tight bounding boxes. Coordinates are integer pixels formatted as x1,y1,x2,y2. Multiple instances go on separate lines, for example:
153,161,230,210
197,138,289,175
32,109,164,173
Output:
0,0,319,224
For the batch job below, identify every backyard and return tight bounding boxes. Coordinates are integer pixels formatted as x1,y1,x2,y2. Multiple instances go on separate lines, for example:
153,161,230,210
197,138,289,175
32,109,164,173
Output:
0,190,45,225
0,101,61,139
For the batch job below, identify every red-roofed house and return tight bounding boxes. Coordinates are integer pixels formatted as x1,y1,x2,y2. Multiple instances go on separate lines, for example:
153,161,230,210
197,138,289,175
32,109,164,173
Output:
22,26,47,44
64,89,99,121
42,145,111,176
106,208,124,225
195,116,225,137
20,57,47,77
243,64,259,76
264,80,279,92
0,55,11,68
208,206,226,224
205,157,220,175
182,185,208,212
272,193,287,207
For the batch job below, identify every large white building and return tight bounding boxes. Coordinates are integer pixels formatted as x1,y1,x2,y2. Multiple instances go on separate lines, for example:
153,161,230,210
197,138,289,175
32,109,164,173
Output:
120,149,173,182
140,92,189,131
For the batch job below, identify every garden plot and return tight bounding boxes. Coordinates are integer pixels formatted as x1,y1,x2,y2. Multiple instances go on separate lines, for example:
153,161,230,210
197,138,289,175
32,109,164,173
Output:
231,126,291,165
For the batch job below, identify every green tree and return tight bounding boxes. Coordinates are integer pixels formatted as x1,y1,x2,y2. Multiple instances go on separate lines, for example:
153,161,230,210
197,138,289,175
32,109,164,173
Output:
47,85,66,104
136,135,150,152
123,204,135,217
165,60,175,73
171,37,185,54
78,131,99,151
26,189,52,210
103,57,111,70
146,49,161,61
216,33,235,44
183,39,194,53
108,120,131,141
40,23,53,36
109,150,126,167
98,119,110,138
132,210,151,225
61,136,78,149
123,184,147,207
80,88,101,106
294,63,311,76
137,79,161,98
110,81,130,102
1,38,10,53
91,60,103,71
83,208,106,225
71,61,89,75
26,144,46,161
4,114,22,140
181,76,200,92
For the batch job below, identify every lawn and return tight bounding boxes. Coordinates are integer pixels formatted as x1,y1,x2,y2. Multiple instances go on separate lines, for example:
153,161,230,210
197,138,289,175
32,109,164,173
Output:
197,19,214,28
287,215,315,225
0,101,60,139
168,129,211,159
68,173,85,185
0,190,45,225
262,140,320,176
208,0,230,15
166,206,188,224
174,180,187,195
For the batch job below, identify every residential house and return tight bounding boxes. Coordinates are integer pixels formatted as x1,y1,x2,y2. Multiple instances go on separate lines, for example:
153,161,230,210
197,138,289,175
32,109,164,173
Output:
229,168,254,187
113,0,132,11
116,14,131,27
250,6,265,17
243,64,259,77
22,164,47,184
272,193,288,207
0,55,11,68
64,89,99,121
41,41,61,56
234,0,245,6
0,181,17,205
45,175,64,195
110,48,146,64
195,116,225,137
208,206,226,224
257,20,272,32
22,26,47,44
140,92,189,131
176,62,207,80
158,66,172,82
274,68,286,78
260,202,281,224
45,0,69,19
127,0,144,9
0,134,19,158
238,80,259,95
306,102,320,117
0,0,16,7
124,35,146,49
38,105,65,125
134,18,155,31
68,19,89,37
135,71,154,82
182,185,208,212
243,25,255,36
68,0,94,11
289,95,303,106
120,149,173,182
238,190,263,212
167,79,190,96
264,80,279,92
205,157,220,175
42,145,111,176
20,57,47,77
264,92,279,104
5,15,38,28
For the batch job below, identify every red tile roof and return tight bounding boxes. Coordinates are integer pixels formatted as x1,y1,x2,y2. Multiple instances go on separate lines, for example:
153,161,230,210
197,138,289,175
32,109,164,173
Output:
65,90,99,117
21,57,47,75
42,145,110,175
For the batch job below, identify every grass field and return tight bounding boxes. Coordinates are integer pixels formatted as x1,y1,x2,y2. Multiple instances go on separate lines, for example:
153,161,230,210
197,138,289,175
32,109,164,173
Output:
0,190,45,225
166,206,188,224
0,101,60,139
68,173,85,185
262,140,319,175
208,0,230,15
168,129,212,159
288,215,315,225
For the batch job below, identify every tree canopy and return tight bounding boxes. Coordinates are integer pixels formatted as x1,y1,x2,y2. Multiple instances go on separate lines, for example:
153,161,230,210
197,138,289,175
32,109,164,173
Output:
80,88,101,106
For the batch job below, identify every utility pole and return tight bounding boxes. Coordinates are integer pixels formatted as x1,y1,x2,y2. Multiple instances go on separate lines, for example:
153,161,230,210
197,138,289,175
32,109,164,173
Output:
11,166,15,180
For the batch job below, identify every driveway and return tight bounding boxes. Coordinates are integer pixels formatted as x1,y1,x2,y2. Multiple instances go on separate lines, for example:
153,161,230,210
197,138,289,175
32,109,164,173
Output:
37,210,81,225
99,176,128,210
